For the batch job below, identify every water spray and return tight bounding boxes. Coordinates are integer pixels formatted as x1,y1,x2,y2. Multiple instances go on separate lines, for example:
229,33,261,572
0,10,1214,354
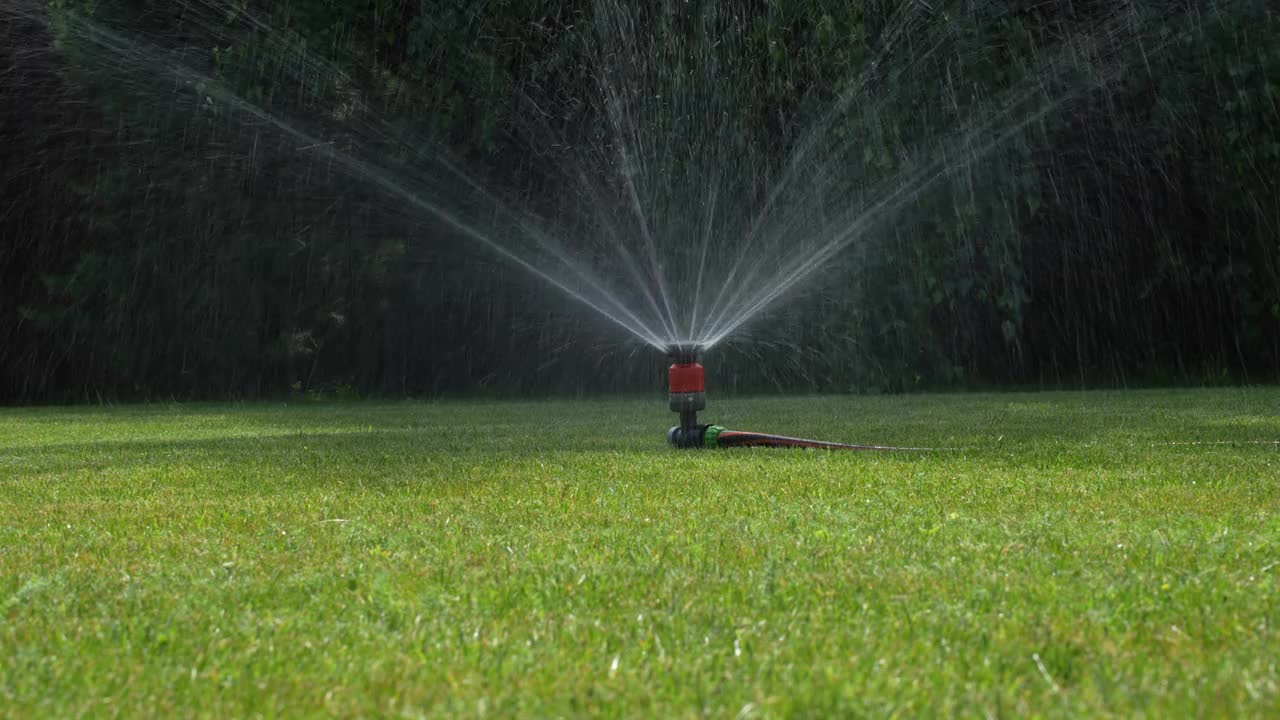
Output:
665,345,914,451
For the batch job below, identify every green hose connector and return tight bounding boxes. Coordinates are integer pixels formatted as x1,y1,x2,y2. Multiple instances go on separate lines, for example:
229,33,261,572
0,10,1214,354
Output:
703,425,725,448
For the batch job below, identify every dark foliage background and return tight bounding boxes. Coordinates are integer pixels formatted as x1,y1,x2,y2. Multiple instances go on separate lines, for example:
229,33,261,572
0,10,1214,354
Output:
2,0,1278,402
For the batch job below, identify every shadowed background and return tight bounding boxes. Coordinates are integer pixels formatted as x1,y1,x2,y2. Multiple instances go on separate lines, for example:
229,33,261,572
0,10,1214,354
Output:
2,0,1278,402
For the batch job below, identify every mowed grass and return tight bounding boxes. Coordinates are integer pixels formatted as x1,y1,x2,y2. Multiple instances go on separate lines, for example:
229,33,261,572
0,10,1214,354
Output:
1,389,1278,718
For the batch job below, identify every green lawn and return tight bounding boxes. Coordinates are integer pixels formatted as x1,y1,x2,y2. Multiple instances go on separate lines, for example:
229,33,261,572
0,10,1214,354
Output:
2,389,1278,718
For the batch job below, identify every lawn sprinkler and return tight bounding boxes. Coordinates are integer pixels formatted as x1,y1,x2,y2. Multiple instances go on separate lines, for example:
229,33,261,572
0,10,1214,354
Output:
665,344,918,451
666,344,708,448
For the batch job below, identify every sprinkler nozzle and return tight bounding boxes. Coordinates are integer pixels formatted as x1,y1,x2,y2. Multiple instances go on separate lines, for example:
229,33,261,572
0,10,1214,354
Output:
666,342,702,366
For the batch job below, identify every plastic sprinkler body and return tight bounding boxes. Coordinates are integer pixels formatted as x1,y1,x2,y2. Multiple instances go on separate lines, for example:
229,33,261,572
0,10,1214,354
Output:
667,345,710,448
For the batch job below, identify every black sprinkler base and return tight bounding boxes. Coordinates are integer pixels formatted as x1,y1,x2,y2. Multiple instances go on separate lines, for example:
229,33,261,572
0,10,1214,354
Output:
667,424,711,449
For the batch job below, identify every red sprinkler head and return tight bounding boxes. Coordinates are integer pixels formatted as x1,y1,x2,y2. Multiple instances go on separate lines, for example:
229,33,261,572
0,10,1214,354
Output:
665,356,706,392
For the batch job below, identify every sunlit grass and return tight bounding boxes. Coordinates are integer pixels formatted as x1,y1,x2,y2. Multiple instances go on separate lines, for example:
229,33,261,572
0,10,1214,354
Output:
2,389,1278,717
